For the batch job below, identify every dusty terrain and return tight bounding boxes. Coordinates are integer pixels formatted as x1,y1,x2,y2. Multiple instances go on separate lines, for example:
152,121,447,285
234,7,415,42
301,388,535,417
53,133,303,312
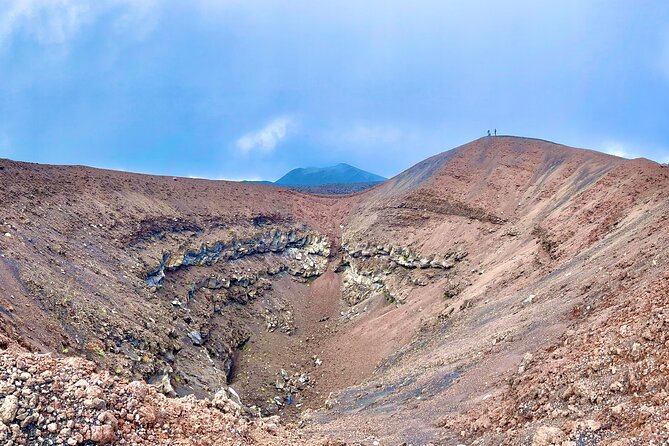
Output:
0,136,667,445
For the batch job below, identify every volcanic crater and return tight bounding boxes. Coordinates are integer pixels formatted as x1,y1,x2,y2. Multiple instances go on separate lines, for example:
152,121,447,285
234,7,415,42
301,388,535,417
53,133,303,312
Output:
0,136,668,445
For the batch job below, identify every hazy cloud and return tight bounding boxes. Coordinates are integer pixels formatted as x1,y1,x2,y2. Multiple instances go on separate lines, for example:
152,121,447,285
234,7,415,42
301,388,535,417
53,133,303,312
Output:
660,29,669,81
0,131,12,157
0,0,159,47
235,116,295,154
601,142,636,159
341,125,404,145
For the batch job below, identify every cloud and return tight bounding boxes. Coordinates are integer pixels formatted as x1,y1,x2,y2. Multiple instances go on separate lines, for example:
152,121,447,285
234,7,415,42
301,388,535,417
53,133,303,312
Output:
0,0,159,48
110,0,160,41
659,28,669,81
601,141,636,159
317,123,408,155
218,176,266,182
235,116,295,154
0,131,12,157
341,124,403,145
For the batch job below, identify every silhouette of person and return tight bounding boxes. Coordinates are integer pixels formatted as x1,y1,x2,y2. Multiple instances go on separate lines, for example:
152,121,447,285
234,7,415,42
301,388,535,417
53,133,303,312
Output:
494,129,497,136
487,130,491,137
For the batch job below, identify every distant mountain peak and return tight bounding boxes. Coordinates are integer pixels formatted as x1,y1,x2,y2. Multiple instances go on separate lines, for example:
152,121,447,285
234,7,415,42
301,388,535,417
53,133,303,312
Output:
274,163,386,186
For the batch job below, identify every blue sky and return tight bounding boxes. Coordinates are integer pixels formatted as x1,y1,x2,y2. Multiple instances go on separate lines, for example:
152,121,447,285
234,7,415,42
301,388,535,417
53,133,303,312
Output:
1,0,668,181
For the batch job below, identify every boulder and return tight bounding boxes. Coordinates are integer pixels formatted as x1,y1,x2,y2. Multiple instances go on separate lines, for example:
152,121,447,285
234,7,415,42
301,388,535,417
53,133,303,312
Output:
0,396,19,424
156,374,176,397
188,331,204,346
532,425,566,446
90,424,115,444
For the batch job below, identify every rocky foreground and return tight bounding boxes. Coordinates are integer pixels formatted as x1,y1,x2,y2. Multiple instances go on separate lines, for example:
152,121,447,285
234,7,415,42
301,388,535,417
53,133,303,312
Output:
448,272,669,445
0,346,331,446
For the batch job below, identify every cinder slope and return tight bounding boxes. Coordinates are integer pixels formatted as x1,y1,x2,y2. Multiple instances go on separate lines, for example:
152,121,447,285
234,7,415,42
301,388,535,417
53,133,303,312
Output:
307,136,669,444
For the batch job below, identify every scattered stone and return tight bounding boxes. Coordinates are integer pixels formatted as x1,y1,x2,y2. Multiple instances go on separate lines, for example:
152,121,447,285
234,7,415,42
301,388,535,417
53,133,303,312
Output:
272,369,311,410
157,373,176,397
523,294,536,305
532,425,566,446
324,392,336,410
517,352,533,374
90,424,116,444
188,331,204,346
0,395,19,424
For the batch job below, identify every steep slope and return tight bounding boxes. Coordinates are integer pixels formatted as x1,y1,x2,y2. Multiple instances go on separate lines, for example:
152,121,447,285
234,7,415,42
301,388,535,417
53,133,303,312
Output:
0,160,360,406
0,136,668,445
305,136,669,444
275,163,385,186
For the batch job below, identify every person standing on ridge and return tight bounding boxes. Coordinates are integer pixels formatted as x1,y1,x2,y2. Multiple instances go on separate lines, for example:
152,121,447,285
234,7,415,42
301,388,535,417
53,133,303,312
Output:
494,129,497,136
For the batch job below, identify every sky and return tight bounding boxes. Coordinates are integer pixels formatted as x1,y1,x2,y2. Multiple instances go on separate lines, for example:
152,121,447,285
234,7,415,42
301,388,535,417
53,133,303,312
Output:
0,1,668,181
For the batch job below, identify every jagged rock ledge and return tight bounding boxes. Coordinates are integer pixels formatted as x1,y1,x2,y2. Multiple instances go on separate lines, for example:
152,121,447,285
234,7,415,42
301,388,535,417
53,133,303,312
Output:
339,243,468,305
343,243,468,269
145,229,331,288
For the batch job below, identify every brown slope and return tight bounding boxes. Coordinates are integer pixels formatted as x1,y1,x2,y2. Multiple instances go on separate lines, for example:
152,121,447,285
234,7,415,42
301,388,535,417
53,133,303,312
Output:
0,159,358,399
346,136,626,242
0,158,363,444
305,136,669,445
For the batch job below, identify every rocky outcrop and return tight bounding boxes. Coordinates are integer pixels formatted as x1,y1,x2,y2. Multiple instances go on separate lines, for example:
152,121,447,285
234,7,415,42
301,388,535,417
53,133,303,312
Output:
136,228,331,400
339,243,468,305
340,262,385,306
342,243,467,270
146,229,330,287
